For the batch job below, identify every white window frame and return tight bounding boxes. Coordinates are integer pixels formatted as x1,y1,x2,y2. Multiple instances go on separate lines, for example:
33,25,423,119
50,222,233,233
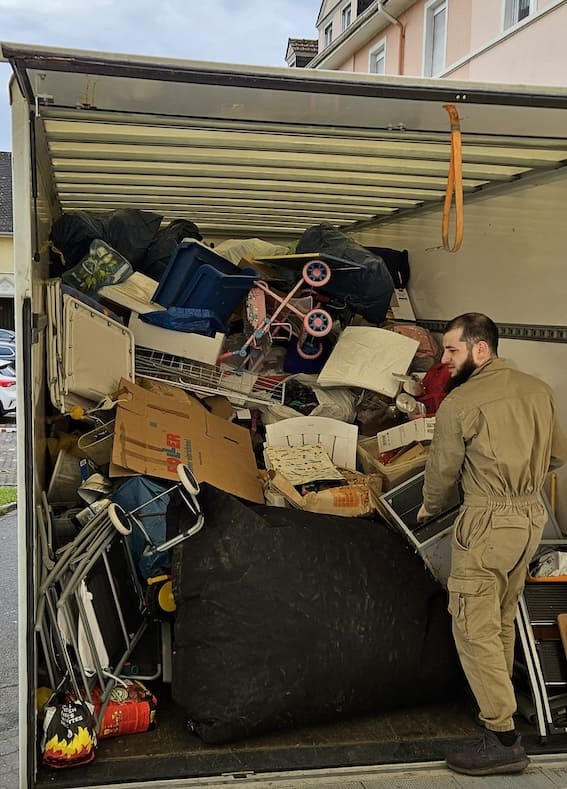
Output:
341,3,352,32
368,38,387,75
324,22,333,48
423,0,448,77
502,0,537,30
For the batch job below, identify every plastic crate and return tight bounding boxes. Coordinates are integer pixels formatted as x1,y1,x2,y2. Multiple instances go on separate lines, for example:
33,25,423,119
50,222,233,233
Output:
175,264,258,325
153,241,257,308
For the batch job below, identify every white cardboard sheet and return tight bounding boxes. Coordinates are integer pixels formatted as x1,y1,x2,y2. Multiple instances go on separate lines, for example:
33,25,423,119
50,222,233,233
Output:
317,326,419,398
98,271,164,314
375,417,436,453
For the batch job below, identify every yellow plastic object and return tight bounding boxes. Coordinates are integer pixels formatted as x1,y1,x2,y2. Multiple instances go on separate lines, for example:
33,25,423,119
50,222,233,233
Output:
158,580,176,613
36,686,53,715
68,405,87,421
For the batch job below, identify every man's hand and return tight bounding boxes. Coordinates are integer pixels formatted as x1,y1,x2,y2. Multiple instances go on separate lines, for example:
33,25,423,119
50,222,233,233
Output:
417,504,432,523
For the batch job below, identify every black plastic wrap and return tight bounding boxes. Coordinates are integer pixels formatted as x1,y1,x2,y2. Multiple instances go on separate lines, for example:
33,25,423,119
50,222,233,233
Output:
170,485,462,744
141,218,203,280
296,223,395,324
365,245,410,289
50,208,163,271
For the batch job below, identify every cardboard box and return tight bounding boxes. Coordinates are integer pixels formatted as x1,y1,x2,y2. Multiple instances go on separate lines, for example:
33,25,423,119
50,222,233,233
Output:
268,468,383,518
128,311,225,366
375,417,435,454
357,437,428,491
111,378,264,503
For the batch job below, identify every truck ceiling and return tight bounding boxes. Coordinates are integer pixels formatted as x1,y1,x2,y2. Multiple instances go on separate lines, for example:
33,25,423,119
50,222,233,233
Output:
3,42,567,238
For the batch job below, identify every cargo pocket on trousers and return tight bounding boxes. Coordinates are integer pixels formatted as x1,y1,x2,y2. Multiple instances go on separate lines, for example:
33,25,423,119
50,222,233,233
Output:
482,514,530,573
447,576,498,643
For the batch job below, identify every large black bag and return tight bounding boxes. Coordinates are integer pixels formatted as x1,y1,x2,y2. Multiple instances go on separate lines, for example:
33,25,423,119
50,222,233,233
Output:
296,223,395,324
170,485,461,744
365,245,410,289
50,208,163,272
141,218,203,280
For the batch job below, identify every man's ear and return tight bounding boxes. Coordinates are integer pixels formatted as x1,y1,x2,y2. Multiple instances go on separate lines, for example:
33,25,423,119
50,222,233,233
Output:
475,339,491,361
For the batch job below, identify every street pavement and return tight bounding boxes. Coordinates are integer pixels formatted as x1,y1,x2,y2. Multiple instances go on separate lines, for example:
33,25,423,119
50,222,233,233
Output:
0,429,18,788
0,426,16,488
0,509,18,789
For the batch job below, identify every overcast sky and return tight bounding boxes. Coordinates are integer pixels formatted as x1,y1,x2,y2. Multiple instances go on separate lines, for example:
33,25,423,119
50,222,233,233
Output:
0,0,321,151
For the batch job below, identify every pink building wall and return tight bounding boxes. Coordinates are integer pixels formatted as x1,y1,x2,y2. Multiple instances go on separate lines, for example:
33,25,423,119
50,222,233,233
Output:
446,0,473,66
446,3,567,86
317,0,356,53
317,0,567,87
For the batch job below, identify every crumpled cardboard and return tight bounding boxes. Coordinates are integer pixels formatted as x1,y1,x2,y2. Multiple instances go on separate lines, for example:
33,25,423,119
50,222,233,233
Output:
268,468,383,518
111,378,264,503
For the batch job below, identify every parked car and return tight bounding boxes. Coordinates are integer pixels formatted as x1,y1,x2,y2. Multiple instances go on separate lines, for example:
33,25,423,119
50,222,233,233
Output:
0,342,16,363
0,329,15,344
0,363,16,379
0,363,16,417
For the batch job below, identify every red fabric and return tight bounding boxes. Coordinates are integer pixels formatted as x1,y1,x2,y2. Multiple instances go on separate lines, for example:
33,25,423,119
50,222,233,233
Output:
418,362,451,415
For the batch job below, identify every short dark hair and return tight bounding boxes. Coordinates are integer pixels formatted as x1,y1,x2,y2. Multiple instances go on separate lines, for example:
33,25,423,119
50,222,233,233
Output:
444,313,499,355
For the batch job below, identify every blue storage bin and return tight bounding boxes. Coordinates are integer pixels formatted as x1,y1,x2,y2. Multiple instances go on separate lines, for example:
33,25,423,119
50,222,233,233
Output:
153,241,257,308
176,264,258,325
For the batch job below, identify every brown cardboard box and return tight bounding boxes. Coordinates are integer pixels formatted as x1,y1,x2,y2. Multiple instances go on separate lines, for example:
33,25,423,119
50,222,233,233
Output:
357,437,428,491
268,468,383,518
111,378,264,503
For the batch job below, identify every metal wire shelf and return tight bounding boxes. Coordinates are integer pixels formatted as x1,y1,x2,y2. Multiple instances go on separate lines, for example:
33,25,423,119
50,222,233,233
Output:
134,347,286,405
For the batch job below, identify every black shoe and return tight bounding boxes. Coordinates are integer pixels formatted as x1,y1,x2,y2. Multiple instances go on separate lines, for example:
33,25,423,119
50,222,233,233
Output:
446,730,530,776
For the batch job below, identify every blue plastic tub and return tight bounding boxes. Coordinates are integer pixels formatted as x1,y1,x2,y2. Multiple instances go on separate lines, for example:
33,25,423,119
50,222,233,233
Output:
175,264,258,325
153,241,257,309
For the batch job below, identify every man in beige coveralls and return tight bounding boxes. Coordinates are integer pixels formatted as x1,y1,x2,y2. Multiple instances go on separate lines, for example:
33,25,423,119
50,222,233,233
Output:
417,313,567,777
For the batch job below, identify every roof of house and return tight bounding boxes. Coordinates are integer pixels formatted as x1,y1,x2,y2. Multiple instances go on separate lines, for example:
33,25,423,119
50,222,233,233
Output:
288,38,319,52
287,38,319,56
0,153,13,234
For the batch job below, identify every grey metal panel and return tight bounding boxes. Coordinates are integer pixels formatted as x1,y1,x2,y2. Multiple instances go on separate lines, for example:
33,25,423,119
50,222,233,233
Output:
4,42,567,239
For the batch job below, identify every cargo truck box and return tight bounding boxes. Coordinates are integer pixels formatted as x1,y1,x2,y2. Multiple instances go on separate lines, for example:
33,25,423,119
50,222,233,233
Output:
3,41,567,788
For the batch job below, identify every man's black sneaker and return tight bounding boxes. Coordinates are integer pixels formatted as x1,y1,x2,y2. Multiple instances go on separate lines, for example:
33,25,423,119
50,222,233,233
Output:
446,730,530,776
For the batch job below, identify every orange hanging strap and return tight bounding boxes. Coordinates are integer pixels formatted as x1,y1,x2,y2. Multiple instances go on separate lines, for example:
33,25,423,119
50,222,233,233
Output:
442,103,464,253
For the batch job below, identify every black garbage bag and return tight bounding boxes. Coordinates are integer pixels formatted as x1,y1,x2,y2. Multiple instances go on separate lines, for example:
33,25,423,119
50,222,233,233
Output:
170,485,462,745
296,223,395,324
365,246,410,289
141,218,203,280
50,208,163,272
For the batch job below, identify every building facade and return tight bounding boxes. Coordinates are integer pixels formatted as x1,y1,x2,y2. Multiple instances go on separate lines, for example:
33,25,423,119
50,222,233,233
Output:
0,152,14,330
288,0,567,86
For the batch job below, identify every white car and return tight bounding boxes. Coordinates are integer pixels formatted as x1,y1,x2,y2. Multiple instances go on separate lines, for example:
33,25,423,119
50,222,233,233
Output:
0,364,16,418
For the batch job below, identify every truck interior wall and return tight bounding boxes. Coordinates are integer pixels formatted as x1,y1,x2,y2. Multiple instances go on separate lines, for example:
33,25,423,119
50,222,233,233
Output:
12,83,57,788
12,84,53,490
352,168,567,525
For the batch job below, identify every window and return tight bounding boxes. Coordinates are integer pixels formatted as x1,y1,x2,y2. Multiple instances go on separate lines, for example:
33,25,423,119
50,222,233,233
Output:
341,4,351,32
369,40,386,75
423,0,447,77
324,23,333,48
504,0,536,29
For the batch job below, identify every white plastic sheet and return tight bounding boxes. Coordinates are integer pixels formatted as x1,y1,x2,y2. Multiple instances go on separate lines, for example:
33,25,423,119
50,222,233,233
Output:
317,326,419,398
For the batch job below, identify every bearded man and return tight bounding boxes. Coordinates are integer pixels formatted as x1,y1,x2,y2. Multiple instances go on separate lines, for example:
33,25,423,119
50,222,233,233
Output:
417,312,567,776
